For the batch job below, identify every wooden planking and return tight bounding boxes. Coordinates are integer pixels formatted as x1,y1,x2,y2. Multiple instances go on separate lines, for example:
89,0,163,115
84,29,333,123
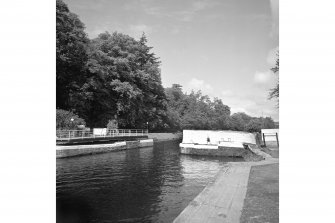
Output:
173,158,279,223
173,164,251,223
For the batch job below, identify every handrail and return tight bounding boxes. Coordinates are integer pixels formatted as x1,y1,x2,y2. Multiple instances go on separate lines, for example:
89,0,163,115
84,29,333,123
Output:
56,129,148,140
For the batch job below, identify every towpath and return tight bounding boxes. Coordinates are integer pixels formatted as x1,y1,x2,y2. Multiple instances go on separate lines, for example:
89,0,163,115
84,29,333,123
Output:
173,156,279,223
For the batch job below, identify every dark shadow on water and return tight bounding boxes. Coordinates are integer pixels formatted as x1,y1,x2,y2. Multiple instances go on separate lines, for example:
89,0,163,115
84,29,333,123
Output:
180,154,244,163
57,195,96,223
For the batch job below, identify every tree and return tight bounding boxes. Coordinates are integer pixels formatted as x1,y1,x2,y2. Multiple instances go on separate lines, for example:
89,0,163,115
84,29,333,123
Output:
245,119,263,132
229,114,245,131
107,119,118,130
165,86,231,131
56,109,86,130
209,98,231,130
244,117,276,133
261,117,276,129
228,112,252,131
56,0,89,110
165,84,185,131
269,52,279,106
82,32,168,129
55,1,276,132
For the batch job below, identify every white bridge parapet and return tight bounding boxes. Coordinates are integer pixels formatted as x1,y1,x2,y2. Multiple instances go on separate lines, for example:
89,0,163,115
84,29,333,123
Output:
182,130,256,145
179,130,262,159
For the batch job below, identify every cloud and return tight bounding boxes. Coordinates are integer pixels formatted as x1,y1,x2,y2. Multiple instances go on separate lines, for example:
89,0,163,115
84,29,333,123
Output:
129,24,153,38
186,78,214,95
221,90,233,97
177,0,217,21
139,0,217,22
221,93,278,120
183,79,278,121
231,107,248,114
254,71,272,85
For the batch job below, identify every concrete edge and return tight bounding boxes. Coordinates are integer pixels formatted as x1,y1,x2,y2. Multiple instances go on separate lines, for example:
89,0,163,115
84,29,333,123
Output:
173,157,279,222
56,139,154,158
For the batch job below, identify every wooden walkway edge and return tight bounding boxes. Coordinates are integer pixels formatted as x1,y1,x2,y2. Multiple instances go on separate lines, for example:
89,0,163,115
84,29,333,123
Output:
173,158,279,223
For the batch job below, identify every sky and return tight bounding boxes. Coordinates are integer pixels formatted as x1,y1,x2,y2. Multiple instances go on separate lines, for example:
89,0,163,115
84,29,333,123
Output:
64,0,279,121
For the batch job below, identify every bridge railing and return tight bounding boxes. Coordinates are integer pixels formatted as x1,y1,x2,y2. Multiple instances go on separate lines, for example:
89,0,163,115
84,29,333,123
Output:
56,129,149,140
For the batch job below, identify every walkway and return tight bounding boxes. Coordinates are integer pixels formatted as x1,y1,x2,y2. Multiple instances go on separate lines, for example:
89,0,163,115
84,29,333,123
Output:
173,156,279,223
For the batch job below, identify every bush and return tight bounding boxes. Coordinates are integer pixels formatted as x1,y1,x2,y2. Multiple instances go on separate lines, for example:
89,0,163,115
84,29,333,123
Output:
56,109,86,130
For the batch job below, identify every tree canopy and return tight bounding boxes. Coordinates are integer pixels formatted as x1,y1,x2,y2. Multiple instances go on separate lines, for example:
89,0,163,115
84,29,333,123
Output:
56,0,89,109
164,85,275,132
80,32,168,129
269,52,279,106
56,0,276,132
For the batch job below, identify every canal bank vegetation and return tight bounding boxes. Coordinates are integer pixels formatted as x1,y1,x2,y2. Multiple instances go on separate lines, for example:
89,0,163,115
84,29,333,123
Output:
56,0,276,133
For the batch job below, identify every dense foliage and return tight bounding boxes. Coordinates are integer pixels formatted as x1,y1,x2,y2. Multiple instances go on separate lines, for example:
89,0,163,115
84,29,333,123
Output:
56,0,276,132
165,84,275,132
165,84,230,131
56,109,86,130
56,0,89,110
81,32,168,129
269,53,279,106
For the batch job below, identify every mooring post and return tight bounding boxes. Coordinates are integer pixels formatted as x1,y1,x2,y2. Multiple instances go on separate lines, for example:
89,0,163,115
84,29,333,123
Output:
263,133,266,147
276,132,279,147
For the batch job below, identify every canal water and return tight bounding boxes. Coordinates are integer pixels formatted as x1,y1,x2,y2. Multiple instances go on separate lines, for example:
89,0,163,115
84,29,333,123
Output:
57,140,242,223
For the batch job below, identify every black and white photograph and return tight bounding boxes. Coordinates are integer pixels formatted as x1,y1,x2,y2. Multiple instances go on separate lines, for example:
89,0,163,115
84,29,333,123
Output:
56,0,279,222
3,0,335,223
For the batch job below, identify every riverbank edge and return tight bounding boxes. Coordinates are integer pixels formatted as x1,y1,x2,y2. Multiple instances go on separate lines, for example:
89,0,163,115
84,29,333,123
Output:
56,133,182,159
240,163,279,223
173,157,279,223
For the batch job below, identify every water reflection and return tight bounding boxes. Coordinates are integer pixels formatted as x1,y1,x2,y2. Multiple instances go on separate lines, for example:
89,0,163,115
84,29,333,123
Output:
57,140,242,223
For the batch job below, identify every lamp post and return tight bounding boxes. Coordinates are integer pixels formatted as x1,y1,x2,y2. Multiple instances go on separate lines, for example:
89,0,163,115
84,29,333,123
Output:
146,122,149,134
70,118,74,138
70,118,74,128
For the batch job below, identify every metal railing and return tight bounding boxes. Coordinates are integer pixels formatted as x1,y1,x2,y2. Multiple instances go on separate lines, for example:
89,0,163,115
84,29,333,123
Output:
56,129,149,140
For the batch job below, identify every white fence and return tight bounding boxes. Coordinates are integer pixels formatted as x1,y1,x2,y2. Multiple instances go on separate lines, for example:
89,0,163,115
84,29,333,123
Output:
56,129,148,140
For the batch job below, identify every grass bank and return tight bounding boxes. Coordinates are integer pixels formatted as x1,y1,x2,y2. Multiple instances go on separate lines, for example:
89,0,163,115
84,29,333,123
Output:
240,163,279,223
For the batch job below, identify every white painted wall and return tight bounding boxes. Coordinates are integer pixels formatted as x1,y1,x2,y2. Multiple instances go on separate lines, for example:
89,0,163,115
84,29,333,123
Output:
182,130,256,145
261,129,279,142
93,128,107,136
